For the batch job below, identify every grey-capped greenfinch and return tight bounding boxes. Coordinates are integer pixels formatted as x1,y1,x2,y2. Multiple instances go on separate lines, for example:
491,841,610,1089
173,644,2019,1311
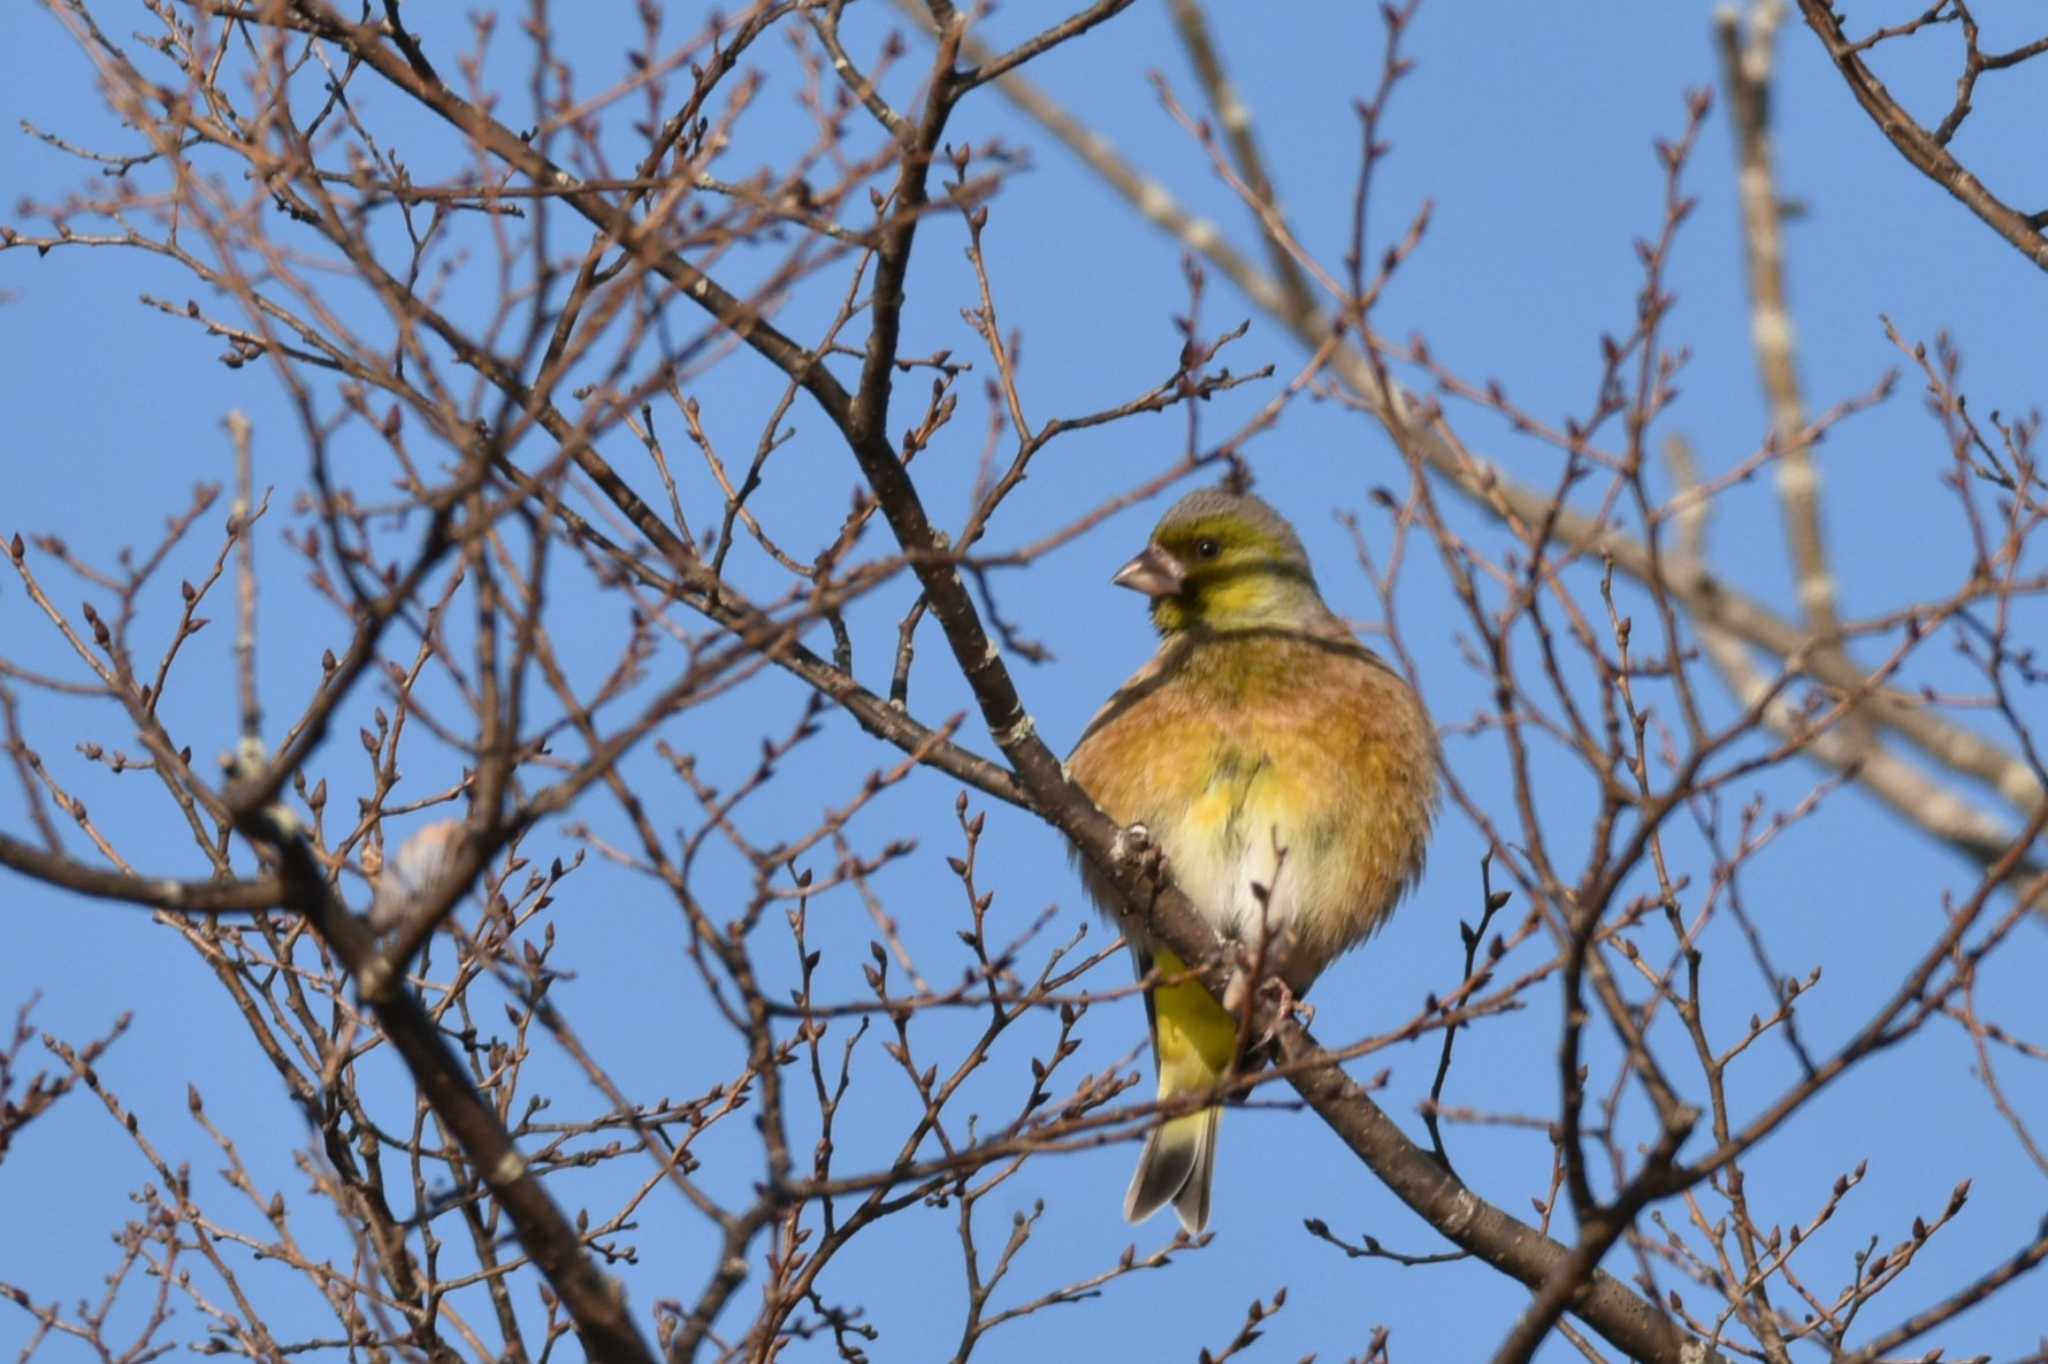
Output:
1067,486,1438,1233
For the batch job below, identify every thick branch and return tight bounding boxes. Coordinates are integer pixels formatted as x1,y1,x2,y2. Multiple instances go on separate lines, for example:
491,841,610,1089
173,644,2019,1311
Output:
0,834,284,913
1796,0,2048,272
903,1,2047,848
224,784,658,1364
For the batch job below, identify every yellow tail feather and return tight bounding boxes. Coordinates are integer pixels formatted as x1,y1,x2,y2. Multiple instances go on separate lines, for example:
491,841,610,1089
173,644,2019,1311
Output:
1126,948,1238,1233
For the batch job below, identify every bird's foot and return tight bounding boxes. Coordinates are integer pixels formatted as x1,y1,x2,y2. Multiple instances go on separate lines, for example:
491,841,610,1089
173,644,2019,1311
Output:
1230,973,1313,1051
1267,979,1315,1032
1112,822,1170,882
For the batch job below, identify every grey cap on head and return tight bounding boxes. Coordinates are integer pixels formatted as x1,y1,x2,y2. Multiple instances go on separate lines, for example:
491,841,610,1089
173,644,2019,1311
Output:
1153,485,1311,568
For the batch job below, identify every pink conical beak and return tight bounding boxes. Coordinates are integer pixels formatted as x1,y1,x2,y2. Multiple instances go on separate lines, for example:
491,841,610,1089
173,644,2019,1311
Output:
1112,544,1186,597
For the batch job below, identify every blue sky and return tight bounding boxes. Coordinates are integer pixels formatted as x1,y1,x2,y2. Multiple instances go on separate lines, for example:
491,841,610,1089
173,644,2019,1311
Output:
4,3,2045,1361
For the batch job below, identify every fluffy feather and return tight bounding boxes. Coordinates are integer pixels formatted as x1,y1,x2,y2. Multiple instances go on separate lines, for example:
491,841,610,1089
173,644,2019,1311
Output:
1068,486,1438,1233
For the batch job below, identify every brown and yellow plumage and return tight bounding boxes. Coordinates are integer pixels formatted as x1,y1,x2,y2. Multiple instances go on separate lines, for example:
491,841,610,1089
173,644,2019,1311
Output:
1067,487,1437,1233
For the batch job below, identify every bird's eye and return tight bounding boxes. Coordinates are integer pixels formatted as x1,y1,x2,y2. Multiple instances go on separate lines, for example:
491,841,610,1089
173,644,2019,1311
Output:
1195,537,1221,560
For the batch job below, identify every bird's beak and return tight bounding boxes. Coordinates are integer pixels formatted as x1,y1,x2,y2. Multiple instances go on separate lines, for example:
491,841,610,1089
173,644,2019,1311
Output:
1112,544,1186,598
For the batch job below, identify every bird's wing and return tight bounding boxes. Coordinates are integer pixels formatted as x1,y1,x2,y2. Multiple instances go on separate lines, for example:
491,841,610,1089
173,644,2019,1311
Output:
1069,635,1195,755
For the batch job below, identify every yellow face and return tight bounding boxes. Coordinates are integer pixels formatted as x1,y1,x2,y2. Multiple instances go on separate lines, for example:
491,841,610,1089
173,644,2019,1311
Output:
1131,499,1323,634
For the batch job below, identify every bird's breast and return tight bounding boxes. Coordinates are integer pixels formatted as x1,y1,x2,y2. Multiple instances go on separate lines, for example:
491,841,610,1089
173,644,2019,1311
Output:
1067,631,1437,982
1158,732,1341,944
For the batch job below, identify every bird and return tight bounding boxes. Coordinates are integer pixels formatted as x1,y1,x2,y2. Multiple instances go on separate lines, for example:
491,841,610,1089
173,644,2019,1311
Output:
1065,485,1438,1234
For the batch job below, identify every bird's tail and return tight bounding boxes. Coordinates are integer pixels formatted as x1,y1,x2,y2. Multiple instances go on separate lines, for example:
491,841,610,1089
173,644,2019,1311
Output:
1125,948,1238,1234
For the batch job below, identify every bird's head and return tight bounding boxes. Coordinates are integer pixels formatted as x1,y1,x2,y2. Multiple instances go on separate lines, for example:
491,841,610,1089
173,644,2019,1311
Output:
1114,487,1326,634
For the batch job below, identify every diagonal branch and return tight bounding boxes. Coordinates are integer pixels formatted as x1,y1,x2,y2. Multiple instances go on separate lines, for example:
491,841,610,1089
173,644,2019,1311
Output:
1795,0,2048,272
0,834,284,913
893,0,2047,857
222,772,660,1364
